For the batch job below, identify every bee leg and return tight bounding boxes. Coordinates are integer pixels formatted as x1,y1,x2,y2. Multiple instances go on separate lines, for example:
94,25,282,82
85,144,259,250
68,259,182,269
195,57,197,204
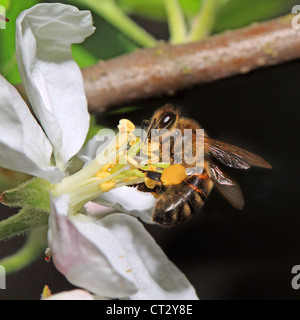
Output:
145,170,162,182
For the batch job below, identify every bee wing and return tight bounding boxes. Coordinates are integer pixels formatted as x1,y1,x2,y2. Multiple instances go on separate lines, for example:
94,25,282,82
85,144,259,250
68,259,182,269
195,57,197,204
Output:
210,162,244,210
204,137,271,170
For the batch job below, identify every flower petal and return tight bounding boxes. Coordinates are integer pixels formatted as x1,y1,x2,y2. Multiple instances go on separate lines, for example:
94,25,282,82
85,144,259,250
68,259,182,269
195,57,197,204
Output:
99,214,199,300
48,195,138,298
94,187,156,224
16,3,95,167
0,75,64,182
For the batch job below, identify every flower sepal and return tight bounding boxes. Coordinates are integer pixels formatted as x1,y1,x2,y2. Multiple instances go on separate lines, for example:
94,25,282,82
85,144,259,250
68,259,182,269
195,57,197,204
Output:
0,177,52,211
0,178,52,242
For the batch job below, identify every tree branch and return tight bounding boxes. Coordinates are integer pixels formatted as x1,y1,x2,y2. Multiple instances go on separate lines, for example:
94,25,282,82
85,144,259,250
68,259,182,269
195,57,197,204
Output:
83,15,300,113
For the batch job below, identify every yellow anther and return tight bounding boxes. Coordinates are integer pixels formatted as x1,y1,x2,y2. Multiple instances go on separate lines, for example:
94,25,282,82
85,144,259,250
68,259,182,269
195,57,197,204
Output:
96,171,111,179
125,177,139,182
145,177,157,189
101,163,111,172
100,181,116,192
118,119,135,133
42,285,52,299
161,164,187,185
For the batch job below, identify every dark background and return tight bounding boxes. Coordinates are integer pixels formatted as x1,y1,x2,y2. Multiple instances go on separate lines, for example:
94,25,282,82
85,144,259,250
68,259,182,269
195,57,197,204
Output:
1,55,299,300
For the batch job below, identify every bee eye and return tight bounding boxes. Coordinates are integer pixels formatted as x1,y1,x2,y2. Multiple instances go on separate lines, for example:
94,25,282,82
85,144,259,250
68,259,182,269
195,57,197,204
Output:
158,112,176,129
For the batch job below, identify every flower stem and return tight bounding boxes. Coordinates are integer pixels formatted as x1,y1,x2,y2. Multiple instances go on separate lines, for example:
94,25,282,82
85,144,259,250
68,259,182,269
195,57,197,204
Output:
0,227,47,273
163,0,187,44
71,0,157,48
187,0,217,42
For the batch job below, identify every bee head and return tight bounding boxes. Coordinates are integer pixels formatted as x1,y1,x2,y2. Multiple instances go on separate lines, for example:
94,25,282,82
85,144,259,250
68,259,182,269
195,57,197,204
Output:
151,104,179,130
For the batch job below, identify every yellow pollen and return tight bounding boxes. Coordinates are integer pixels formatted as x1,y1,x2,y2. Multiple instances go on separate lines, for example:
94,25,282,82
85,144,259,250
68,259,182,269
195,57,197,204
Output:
42,285,52,299
161,164,187,185
118,119,135,133
100,181,116,192
96,171,111,179
145,177,157,189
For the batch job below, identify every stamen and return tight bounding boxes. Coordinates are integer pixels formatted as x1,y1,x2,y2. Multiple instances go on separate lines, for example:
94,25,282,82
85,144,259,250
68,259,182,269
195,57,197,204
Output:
126,156,139,168
118,119,135,133
96,171,111,179
51,116,173,214
100,181,116,192
42,285,52,299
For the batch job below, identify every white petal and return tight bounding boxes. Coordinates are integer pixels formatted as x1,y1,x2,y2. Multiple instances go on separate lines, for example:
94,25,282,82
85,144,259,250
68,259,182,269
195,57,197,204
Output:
48,195,138,298
99,214,199,300
16,3,95,167
84,202,116,218
94,186,156,224
0,75,64,182
45,289,98,300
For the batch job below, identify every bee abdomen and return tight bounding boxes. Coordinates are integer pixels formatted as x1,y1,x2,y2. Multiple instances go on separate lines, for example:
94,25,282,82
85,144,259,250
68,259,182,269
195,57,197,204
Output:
152,174,213,227
152,195,194,228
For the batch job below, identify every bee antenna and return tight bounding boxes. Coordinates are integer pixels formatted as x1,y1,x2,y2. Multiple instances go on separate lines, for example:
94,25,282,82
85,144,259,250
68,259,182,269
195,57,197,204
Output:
144,118,156,143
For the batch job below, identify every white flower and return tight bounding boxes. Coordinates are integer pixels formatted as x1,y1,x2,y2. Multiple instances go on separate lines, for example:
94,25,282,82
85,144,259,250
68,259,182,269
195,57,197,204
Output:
0,3,199,300
0,3,95,183
49,195,198,300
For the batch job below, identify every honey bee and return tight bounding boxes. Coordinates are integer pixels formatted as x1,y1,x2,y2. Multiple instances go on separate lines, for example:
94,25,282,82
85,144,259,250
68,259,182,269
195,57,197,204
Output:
134,104,271,228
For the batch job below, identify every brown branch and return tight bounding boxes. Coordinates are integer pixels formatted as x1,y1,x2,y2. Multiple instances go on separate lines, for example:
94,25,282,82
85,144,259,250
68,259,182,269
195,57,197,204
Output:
83,14,300,113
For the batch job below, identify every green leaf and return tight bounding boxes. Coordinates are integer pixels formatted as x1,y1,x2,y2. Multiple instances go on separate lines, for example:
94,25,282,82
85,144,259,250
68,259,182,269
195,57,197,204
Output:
118,0,202,21
0,0,39,84
1,0,11,10
1,178,52,211
105,105,143,115
70,0,157,47
0,227,47,273
214,0,299,33
118,0,299,35
0,207,48,241
56,0,137,59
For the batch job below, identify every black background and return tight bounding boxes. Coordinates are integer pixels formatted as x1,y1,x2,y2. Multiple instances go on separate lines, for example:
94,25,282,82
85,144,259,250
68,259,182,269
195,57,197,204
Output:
1,18,300,299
